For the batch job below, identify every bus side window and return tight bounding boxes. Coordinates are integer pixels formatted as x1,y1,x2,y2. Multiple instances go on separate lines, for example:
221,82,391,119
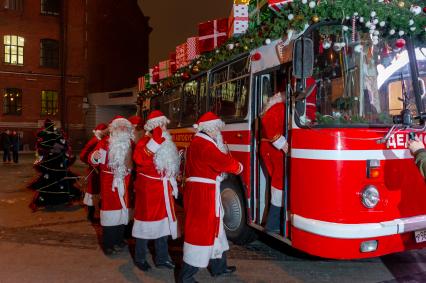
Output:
162,88,181,128
209,57,250,122
199,76,208,114
181,81,199,127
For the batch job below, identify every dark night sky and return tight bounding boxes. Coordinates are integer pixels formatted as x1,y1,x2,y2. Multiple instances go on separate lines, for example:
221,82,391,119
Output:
138,0,232,66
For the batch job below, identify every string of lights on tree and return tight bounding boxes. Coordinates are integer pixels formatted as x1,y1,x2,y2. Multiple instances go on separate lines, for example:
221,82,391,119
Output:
138,0,425,100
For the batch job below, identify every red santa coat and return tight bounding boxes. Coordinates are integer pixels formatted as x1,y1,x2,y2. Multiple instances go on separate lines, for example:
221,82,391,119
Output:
132,135,178,240
305,77,317,123
260,99,286,207
183,132,243,268
80,136,101,206
88,137,132,226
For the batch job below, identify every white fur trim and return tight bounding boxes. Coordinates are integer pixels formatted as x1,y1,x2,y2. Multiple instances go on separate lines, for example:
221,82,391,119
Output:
272,135,287,150
83,192,97,206
90,152,100,165
132,218,175,240
183,242,214,268
109,118,132,129
144,116,169,131
271,186,283,207
100,208,131,226
195,119,225,133
236,162,244,175
146,138,161,153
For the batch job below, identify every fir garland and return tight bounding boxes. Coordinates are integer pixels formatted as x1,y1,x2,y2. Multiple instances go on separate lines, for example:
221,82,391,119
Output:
139,0,425,99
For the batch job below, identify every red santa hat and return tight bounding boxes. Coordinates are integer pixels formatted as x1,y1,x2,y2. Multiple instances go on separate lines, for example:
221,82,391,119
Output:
144,110,170,132
109,115,132,131
94,123,107,131
93,123,108,139
193,112,225,132
128,115,144,128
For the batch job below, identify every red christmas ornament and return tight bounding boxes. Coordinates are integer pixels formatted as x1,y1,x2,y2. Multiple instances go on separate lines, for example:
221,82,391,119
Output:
395,38,406,49
423,6,426,13
182,72,190,80
251,52,262,61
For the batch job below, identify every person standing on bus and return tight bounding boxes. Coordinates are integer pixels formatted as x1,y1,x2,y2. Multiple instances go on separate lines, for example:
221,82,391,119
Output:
180,112,243,283
260,91,288,233
80,123,108,222
132,110,180,271
408,137,426,178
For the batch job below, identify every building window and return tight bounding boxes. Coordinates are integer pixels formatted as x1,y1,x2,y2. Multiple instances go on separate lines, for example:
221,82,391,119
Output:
41,90,59,116
41,0,60,15
3,35,24,65
3,88,22,115
40,39,59,68
3,0,23,11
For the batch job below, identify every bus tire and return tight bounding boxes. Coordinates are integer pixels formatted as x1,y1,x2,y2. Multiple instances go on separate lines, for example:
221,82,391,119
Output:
221,178,257,245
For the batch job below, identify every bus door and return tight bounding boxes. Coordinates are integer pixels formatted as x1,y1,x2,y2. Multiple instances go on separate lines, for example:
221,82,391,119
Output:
252,66,291,238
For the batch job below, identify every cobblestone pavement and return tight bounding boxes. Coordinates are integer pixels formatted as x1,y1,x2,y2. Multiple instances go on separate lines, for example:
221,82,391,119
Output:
0,154,426,283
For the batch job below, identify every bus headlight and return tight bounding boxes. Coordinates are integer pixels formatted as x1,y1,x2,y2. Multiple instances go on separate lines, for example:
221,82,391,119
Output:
361,185,380,208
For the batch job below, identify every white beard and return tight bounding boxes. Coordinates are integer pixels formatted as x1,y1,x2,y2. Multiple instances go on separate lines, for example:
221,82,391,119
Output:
108,130,132,179
154,131,180,178
215,132,228,154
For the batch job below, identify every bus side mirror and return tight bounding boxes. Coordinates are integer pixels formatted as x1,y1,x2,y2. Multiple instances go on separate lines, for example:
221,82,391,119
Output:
292,38,314,79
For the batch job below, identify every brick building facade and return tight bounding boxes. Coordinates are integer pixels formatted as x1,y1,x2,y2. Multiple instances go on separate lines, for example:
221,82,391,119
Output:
0,0,150,150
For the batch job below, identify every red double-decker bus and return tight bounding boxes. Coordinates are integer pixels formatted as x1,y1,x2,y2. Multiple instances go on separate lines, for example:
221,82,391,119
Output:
141,22,426,259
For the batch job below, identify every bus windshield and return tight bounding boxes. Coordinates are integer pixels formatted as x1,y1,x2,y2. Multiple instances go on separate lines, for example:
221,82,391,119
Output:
299,23,426,127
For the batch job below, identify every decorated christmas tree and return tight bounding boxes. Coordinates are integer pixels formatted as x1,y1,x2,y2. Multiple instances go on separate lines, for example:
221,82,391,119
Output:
28,119,81,210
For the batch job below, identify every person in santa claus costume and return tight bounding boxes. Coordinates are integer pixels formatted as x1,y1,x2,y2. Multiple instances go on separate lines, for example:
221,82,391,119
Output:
79,123,108,222
132,110,180,271
89,116,134,255
179,112,243,283
128,115,145,142
260,91,289,233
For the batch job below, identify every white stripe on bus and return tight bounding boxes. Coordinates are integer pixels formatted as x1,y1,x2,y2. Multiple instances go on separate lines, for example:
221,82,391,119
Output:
291,148,412,161
223,123,250,132
228,144,250,153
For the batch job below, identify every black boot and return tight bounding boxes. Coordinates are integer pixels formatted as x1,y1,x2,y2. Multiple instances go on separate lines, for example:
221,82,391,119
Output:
87,206,96,222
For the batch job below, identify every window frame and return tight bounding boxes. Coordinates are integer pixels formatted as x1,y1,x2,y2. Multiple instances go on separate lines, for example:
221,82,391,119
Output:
4,0,23,11
41,90,59,116
208,55,251,123
40,0,60,16
3,35,24,65
40,39,59,68
3,88,22,115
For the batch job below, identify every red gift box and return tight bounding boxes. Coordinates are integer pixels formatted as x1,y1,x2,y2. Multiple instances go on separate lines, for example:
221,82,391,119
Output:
159,60,172,80
187,37,200,61
150,66,159,83
169,52,177,74
198,18,228,53
176,43,189,69
268,0,293,14
138,76,146,92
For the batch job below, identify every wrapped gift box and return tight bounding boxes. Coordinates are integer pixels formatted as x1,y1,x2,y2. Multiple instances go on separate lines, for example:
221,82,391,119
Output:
150,66,159,84
198,18,228,53
176,43,188,69
228,4,249,37
159,60,172,80
169,52,177,74
268,0,293,14
187,37,200,61
138,76,146,91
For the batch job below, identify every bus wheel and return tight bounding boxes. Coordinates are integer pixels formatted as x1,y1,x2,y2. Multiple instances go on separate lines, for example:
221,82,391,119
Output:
221,178,257,245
